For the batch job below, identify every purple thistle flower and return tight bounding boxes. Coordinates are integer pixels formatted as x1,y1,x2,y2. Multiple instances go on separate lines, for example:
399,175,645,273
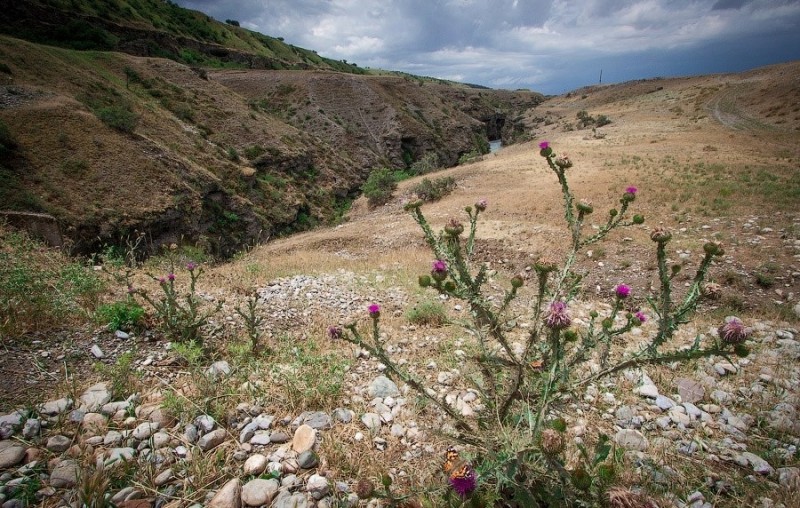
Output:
448,464,477,498
544,301,571,330
718,317,751,345
186,261,197,271
615,284,631,299
327,325,343,340
167,273,175,282
158,277,166,285
626,186,638,195
432,259,447,273
539,141,550,150
635,311,647,323
475,198,488,212
368,304,381,318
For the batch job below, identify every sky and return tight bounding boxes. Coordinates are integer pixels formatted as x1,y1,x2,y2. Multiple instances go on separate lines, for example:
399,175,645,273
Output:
173,0,800,95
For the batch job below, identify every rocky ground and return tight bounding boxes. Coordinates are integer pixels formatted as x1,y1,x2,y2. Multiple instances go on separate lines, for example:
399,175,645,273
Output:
2,66,800,507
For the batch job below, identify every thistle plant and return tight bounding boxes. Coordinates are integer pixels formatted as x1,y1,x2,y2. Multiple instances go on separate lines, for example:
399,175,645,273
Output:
132,261,221,346
334,141,751,505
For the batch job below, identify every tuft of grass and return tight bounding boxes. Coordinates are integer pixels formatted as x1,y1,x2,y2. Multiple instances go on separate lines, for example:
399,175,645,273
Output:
406,299,448,326
0,227,105,337
94,299,145,331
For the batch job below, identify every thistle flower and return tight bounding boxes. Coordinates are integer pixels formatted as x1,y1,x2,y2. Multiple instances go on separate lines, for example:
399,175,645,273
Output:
540,429,564,455
475,198,488,212
368,304,381,319
167,273,176,281
539,141,550,150
703,241,725,257
448,464,477,498
634,311,647,324
615,284,631,299
327,326,343,340
626,186,638,195
718,316,751,345
186,261,198,271
538,140,553,157
432,259,448,274
158,277,166,285
544,301,571,330
650,227,672,244
622,186,637,203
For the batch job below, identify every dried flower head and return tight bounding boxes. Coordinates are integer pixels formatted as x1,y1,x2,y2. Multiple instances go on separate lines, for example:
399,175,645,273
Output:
615,284,631,299
555,155,572,169
544,301,571,330
444,218,464,237
701,282,722,299
533,257,558,274
650,226,672,244
634,311,647,324
703,241,725,257
718,316,751,345
540,429,564,455
327,325,343,340
475,198,488,212
354,478,376,499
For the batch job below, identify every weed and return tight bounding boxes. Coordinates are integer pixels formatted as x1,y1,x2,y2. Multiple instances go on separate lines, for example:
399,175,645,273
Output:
94,351,141,399
94,299,145,331
411,176,457,202
362,168,397,207
235,295,266,354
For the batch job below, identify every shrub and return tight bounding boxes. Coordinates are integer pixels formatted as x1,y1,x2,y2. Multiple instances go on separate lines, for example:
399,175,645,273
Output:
96,105,138,133
411,176,456,202
362,168,397,207
409,152,440,175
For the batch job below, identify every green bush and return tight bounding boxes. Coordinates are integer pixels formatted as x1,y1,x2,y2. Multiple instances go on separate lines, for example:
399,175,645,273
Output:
362,168,397,206
96,105,138,133
409,152,440,175
95,300,145,331
405,299,448,326
412,176,456,202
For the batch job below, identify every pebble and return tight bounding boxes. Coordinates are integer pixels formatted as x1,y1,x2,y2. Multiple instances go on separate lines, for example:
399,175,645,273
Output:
241,478,279,506
207,478,241,508
198,429,227,451
361,413,382,434
0,443,26,470
368,376,399,398
634,384,659,399
292,425,317,453
614,429,648,451
306,474,330,500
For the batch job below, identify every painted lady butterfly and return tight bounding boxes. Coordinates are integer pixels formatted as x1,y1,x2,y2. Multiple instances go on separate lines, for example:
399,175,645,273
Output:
443,447,475,481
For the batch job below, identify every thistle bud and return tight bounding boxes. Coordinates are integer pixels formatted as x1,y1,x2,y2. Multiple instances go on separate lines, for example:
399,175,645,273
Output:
444,281,456,292
576,199,594,214
671,264,681,275
703,241,725,257
431,259,448,281
381,474,392,488
355,478,376,499
418,275,432,288
589,310,599,318
534,257,558,274
510,275,524,288
632,214,645,224
464,206,473,213
563,329,578,342
555,155,572,169
650,227,672,244
475,198,488,212
609,208,618,217
404,200,423,211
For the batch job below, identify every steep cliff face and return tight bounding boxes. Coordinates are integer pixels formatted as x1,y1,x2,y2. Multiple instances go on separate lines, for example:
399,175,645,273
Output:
0,35,541,258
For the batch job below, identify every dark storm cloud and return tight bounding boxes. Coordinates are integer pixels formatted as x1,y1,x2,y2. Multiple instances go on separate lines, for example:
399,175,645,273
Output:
174,0,800,94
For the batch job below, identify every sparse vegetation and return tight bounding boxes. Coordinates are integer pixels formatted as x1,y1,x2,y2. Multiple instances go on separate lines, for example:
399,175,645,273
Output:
361,167,398,206
411,176,457,202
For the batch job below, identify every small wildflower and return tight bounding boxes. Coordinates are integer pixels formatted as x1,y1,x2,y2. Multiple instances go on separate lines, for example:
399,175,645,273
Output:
634,311,647,324
368,304,381,319
431,259,448,281
544,301,571,330
615,284,631,299
540,429,565,455
327,326,343,340
650,226,672,244
158,277,166,285
167,273,175,281
718,316,751,345
475,198,488,212
626,186,638,195
539,141,549,150
622,186,637,203
186,261,198,271
538,140,553,157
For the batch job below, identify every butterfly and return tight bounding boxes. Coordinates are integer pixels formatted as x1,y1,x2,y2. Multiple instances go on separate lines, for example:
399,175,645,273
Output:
443,447,475,481
443,447,478,496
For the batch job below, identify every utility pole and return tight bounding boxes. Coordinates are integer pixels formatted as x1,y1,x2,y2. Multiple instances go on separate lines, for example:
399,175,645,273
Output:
599,69,603,84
